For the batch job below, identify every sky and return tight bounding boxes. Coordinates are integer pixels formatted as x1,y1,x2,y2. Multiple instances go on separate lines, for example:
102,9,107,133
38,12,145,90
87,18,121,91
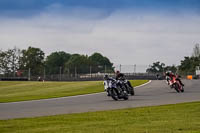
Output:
0,0,200,72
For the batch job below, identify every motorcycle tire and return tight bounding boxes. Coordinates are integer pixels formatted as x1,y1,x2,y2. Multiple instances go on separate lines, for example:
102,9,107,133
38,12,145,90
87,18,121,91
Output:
174,83,180,93
122,91,129,100
111,88,118,101
130,87,135,96
181,88,184,92
123,95,128,100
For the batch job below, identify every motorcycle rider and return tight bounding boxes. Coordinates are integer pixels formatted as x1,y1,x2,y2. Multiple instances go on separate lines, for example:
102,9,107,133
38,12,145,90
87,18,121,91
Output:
104,74,116,96
165,71,184,87
115,70,134,89
165,71,171,85
116,70,124,80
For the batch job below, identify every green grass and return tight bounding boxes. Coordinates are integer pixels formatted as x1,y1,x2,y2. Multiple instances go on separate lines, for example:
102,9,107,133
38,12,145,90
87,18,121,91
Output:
0,102,199,133
0,80,148,103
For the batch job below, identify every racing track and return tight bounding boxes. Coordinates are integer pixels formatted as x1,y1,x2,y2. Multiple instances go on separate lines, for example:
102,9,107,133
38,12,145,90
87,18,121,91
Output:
0,80,200,120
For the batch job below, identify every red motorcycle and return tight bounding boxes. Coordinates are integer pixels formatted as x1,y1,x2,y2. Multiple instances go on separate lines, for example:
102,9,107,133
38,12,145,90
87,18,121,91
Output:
169,76,184,93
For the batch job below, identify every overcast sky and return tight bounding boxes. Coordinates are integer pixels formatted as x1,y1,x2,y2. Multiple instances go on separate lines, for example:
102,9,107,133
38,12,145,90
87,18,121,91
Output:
0,0,200,69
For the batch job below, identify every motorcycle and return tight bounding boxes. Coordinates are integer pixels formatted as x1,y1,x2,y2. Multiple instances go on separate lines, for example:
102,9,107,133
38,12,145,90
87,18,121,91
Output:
118,79,135,96
168,76,184,93
104,77,129,101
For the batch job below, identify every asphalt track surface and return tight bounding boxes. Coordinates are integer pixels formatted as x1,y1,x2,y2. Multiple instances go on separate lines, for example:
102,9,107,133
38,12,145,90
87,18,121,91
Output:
0,80,200,120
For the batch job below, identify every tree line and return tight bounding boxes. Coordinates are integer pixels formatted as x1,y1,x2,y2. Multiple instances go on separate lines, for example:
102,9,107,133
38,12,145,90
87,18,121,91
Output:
0,46,114,77
1,44,199,77
146,44,200,76
179,44,200,75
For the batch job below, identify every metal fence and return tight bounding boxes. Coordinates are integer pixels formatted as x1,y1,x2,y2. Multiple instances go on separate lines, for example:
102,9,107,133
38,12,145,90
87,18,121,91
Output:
114,64,150,73
0,65,163,81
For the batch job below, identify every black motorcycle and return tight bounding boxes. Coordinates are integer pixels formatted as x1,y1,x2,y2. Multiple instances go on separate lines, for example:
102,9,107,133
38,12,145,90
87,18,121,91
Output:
117,78,135,96
104,77,129,101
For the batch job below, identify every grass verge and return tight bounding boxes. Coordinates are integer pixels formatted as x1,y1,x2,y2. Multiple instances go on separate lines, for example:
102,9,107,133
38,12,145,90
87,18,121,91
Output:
0,80,148,103
0,102,199,133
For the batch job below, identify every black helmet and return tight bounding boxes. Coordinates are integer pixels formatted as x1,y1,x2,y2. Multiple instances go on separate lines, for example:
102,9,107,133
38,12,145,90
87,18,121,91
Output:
166,71,171,76
116,70,120,74
104,74,109,80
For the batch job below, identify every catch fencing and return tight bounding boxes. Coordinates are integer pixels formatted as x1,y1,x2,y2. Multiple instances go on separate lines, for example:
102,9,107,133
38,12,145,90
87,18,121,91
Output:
0,65,163,81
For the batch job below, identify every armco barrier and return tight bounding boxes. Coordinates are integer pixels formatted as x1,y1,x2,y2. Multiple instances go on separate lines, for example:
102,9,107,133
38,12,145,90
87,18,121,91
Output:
0,73,163,81
0,77,28,81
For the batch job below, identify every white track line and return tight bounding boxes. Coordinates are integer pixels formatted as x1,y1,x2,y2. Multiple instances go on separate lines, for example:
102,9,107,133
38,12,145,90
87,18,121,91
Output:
62,80,152,98
135,80,152,89
2,80,152,103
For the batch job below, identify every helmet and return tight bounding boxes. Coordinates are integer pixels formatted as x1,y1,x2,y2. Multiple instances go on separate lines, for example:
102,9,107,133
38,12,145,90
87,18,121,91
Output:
166,71,172,76
116,70,120,74
104,74,109,80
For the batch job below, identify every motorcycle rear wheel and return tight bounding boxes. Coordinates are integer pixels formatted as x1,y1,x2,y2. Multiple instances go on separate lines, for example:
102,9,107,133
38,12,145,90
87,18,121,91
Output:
110,88,118,101
122,91,129,100
174,83,180,93
123,95,129,100
181,88,184,92
130,87,135,96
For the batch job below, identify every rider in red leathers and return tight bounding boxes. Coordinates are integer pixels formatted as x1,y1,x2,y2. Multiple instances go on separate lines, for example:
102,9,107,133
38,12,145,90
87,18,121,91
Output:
166,71,184,87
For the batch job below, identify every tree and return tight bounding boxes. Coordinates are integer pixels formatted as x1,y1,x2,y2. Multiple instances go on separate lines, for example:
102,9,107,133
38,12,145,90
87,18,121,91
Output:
178,44,200,75
0,50,8,75
45,51,71,74
164,65,177,74
19,46,45,76
64,52,114,74
178,56,200,75
65,54,90,74
89,52,114,73
146,61,165,73
0,47,21,76
7,47,21,76
192,43,200,57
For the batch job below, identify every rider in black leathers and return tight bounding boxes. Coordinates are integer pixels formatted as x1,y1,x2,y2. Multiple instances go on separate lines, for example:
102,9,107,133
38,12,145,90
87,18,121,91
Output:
115,71,133,89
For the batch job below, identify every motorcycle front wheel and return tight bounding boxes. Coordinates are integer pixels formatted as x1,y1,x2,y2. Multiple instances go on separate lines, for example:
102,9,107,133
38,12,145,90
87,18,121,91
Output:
174,83,180,93
110,88,118,101
122,91,129,100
